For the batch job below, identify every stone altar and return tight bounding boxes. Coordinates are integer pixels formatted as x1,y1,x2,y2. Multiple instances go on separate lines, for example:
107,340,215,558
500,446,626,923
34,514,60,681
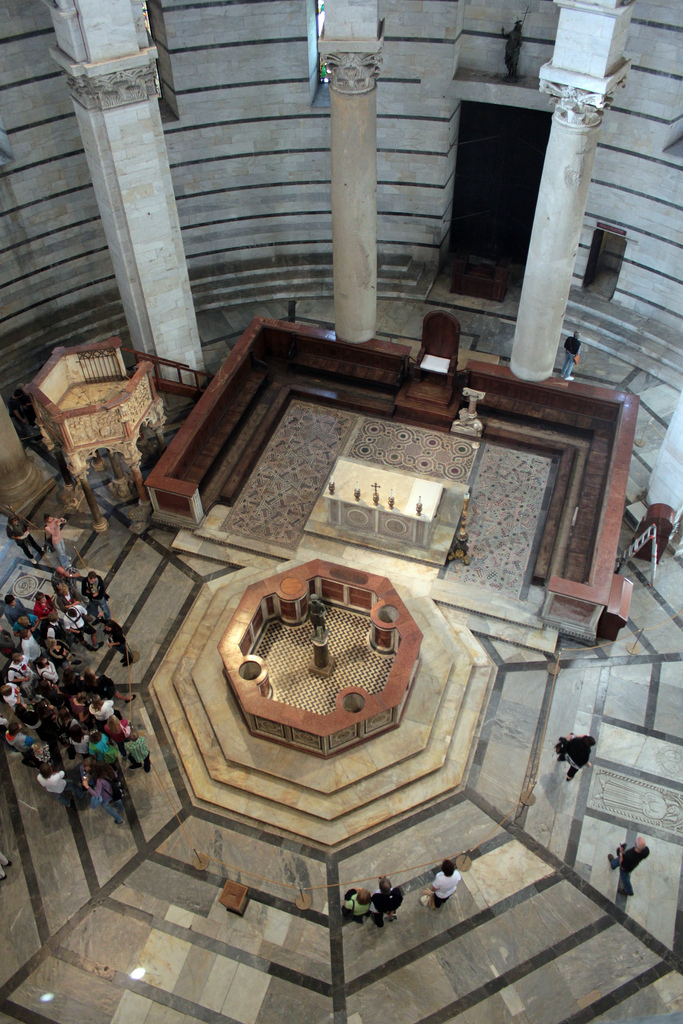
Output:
324,457,443,549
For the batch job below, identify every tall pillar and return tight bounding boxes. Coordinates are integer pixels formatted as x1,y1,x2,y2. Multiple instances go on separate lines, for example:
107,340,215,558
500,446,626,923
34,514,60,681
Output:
44,0,204,371
0,404,50,514
75,472,108,532
510,0,636,382
647,390,683,551
320,3,383,343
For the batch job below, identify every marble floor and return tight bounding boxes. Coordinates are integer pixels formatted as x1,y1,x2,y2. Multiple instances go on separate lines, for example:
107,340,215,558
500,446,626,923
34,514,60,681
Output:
0,278,682,1023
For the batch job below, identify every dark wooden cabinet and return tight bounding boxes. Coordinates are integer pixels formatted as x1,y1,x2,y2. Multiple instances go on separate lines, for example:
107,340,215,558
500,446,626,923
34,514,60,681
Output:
450,251,510,302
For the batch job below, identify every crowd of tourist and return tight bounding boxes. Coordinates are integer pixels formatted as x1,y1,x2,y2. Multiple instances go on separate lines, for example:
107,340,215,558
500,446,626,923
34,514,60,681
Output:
0,514,150,828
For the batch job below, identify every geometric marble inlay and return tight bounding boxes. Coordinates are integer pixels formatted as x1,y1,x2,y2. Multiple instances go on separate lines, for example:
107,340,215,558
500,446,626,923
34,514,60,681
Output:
589,767,683,837
347,417,477,482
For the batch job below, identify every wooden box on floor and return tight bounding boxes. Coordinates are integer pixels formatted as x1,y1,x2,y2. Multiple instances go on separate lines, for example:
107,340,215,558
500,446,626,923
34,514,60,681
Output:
219,879,249,915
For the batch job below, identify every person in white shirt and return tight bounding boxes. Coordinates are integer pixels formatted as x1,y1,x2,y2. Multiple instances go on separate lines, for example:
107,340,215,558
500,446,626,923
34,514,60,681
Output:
89,697,115,722
65,604,102,652
1,682,23,710
35,657,59,686
7,653,35,697
19,628,41,665
429,858,462,909
37,764,86,806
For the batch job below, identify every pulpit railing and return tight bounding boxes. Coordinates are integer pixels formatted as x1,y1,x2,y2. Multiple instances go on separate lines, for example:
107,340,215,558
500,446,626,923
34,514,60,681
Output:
123,347,211,398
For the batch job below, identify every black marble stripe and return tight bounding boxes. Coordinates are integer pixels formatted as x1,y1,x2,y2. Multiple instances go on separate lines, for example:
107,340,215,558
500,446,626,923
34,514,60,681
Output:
460,29,554,45
176,179,330,200
2,27,54,43
423,296,517,323
623,256,683,288
147,910,333,997
170,147,329,168
378,178,450,190
149,850,330,925
597,141,683,173
186,239,331,260
379,146,448,156
631,63,683,81
190,803,328,861
173,111,330,135
632,17,683,33
184,210,331,231
591,178,683,213
3,148,84,174
0,216,102,257
561,962,674,1024
384,35,458,44
0,746,50,945
613,288,683,324
610,105,675,125
378,112,451,122
347,875,564,995
0,275,116,325
0,182,93,218
7,112,76,135
1,246,108,289
645,662,661,731
584,209,683,252
412,917,615,1024
601,713,683,748
174,75,307,96
327,854,346,1021
170,35,306,53
338,789,470,862
0,1002,57,1024
0,71,61,93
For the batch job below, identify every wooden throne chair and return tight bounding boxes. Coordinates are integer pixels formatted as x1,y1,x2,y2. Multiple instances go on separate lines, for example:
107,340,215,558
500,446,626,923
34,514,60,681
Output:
415,310,460,403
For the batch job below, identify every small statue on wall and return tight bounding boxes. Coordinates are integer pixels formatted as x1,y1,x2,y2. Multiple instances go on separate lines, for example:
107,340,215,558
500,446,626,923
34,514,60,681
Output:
502,15,525,79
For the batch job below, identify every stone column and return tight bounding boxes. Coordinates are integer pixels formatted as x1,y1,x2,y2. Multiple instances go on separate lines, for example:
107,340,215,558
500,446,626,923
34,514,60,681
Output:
75,472,108,532
44,0,204,371
0,403,51,514
647,390,683,551
320,2,383,344
510,0,635,382
108,451,133,500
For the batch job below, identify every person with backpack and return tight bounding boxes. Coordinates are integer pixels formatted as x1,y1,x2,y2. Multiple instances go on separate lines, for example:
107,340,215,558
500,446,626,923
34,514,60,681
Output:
6,515,43,566
369,876,403,928
82,761,126,825
341,887,372,923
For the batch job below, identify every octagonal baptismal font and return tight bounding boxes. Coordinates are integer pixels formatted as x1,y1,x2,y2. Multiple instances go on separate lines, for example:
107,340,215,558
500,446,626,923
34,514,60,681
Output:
219,560,422,757
152,553,494,844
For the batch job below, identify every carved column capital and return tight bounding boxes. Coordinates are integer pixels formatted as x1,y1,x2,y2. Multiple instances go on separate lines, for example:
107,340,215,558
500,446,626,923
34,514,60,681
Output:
541,81,615,129
327,52,382,95
65,65,157,111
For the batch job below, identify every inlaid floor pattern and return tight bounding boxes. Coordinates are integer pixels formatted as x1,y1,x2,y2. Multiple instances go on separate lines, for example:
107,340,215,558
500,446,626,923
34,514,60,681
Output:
254,605,394,715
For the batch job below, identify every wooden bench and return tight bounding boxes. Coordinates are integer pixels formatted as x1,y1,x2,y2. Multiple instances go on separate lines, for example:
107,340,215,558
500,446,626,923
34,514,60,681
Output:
289,336,407,391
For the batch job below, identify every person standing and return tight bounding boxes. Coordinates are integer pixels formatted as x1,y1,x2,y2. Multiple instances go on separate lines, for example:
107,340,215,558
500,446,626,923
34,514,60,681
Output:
65,604,102,652
104,619,135,666
37,763,86,806
81,572,111,621
44,514,71,570
556,732,596,781
82,761,126,825
125,730,151,772
370,876,403,928
608,837,650,897
3,595,29,629
561,330,581,381
341,887,372,923
428,858,461,910
6,515,43,565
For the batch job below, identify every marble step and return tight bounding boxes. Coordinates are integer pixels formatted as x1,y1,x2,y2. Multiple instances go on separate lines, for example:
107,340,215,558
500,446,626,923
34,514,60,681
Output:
176,588,460,809
565,296,683,390
430,578,557,654
172,525,283,568
153,567,495,841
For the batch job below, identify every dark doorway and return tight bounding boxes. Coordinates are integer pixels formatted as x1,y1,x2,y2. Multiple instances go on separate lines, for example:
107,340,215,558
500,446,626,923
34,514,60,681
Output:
583,228,626,300
450,102,551,263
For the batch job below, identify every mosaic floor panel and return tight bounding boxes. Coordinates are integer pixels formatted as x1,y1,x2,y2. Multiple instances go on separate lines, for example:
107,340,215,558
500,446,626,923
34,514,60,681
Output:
345,418,477,483
220,401,355,546
445,446,552,598
254,605,394,715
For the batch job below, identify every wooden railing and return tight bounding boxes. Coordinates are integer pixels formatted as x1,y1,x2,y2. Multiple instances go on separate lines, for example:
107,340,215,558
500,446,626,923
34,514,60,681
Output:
123,347,211,398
